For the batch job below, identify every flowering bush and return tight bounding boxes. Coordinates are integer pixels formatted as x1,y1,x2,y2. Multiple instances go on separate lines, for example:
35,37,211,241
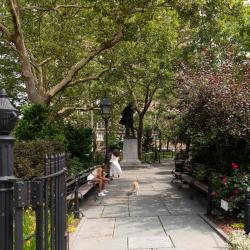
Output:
228,231,250,250
212,163,250,216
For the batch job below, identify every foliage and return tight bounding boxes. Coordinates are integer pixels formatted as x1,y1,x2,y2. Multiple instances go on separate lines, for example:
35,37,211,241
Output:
228,231,250,250
175,49,250,169
211,163,250,216
23,209,77,250
94,152,105,165
231,223,244,230
193,164,209,182
14,140,65,180
64,124,93,166
0,46,26,106
14,104,64,142
67,157,87,176
142,126,154,152
23,207,35,250
108,132,122,151
67,213,77,234
0,0,157,105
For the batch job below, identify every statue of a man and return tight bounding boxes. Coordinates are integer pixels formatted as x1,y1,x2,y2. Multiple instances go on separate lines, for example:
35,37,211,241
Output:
119,103,135,138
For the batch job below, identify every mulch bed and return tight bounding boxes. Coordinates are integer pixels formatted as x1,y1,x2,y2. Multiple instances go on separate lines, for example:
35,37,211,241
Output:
207,215,243,235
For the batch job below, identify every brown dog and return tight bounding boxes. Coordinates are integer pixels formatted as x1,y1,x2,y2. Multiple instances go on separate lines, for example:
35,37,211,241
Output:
127,180,139,196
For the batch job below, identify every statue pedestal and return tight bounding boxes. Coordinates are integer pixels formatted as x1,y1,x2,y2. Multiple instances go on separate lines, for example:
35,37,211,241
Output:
120,139,141,167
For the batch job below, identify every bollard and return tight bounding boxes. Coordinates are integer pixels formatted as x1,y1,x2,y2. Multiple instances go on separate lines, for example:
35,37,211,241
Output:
244,190,250,235
0,89,18,250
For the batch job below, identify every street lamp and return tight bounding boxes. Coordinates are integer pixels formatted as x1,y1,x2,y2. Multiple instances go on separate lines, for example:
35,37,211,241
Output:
100,97,112,164
153,126,159,162
0,89,18,250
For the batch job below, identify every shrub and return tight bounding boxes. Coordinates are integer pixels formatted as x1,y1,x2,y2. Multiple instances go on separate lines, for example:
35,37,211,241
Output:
94,152,105,165
108,132,122,151
14,140,65,180
68,157,86,176
193,163,209,182
14,103,64,142
211,163,250,216
63,124,93,164
228,231,250,250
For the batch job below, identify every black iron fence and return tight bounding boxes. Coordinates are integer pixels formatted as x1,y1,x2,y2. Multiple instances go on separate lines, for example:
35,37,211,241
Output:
14,153,67,250
142,150,174,163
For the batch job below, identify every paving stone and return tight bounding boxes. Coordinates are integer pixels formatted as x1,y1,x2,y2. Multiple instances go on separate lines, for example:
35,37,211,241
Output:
129,207,169,217
72,237,127,250
74,218,115,239
159,215,227,249
81,205,104,218
129,200,170,216
102,197,128,206
102,204,129,217
114,217,166,238
128,236,173,249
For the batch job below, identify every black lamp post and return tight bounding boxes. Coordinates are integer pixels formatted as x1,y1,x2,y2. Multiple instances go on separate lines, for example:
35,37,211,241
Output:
0,89,18,250
153,126,159,162
100,97,112,164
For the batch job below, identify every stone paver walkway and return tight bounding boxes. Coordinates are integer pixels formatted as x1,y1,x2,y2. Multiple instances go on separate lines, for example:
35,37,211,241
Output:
70,159,227,250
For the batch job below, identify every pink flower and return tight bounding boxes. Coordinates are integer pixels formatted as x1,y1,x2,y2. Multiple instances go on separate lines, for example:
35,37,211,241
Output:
211,191,217,197
233,189,239,194
232,163,238,170
222,177,227,183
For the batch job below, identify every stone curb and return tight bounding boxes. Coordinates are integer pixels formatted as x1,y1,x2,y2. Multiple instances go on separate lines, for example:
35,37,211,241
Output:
199,214,229,243
69,214,87,248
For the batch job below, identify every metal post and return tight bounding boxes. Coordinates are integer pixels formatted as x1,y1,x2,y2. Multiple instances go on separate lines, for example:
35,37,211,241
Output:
244,190,250,235
0,89,18,250
207,176,213,216
0,136,16,250
74,177,80,219
104,119,109,164
158,130,162,163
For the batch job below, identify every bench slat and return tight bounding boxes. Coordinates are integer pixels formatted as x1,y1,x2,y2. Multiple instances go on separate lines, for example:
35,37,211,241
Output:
193,180,208,193
66,183,94,201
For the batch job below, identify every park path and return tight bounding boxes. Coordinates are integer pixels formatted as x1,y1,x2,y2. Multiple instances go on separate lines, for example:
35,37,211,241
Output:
70,159,227,250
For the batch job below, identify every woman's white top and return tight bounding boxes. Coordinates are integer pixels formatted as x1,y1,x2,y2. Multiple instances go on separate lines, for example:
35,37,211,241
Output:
110,154,119,163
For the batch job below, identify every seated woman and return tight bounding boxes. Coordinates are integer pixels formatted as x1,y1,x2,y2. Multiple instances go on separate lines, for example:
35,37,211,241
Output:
87,163,110,197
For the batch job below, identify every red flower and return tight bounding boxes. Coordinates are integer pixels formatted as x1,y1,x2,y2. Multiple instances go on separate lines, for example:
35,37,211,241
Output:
222,177,227,183
233,189,239,194
211,191,217,197
232,163,238,170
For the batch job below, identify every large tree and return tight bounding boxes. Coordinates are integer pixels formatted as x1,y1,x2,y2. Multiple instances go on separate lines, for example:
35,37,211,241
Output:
102,10,178,158
0,0,157,105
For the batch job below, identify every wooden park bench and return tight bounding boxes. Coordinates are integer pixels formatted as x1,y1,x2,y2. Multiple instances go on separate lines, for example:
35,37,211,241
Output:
172,161,213,214
66,166,98,217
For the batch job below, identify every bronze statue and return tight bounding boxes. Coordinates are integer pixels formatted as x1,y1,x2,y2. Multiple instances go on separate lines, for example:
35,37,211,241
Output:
119,103,135,138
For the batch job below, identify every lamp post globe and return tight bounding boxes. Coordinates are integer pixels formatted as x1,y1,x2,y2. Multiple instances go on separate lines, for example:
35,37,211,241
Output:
0,89,18,135
100,97,112,120
100,97,112,165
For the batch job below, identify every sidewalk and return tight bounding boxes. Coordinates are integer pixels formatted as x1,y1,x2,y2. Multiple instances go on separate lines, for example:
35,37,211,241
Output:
70,159,227,250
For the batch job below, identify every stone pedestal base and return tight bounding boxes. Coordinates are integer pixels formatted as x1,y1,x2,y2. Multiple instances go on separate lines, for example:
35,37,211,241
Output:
121,139,141,167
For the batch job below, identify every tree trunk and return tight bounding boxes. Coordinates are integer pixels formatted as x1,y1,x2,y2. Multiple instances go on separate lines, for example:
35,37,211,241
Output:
137,114,144,160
